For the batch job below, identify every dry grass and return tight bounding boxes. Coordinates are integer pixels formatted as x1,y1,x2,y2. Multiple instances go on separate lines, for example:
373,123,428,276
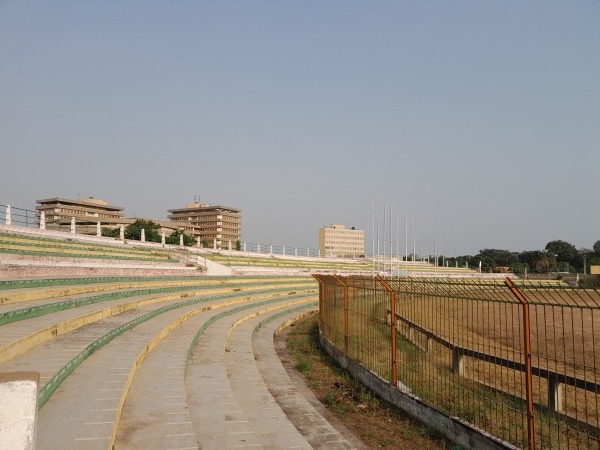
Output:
286,312,453,449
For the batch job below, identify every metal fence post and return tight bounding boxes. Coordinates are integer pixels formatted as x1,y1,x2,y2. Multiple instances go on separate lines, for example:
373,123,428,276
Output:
335,276,349,354
312,275,325,328
504,277,535,450
376,275,398,387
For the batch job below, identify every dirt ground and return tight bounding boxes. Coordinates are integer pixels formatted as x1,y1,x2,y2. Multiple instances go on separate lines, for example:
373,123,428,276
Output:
282,311,455,450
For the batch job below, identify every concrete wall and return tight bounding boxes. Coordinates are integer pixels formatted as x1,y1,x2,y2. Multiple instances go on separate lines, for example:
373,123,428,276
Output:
0,372,39,450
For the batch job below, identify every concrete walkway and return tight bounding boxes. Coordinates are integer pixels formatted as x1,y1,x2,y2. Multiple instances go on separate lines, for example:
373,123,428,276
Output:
116,301,363,449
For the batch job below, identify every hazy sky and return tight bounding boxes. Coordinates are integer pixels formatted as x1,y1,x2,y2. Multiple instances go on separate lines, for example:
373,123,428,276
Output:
1,2,599,255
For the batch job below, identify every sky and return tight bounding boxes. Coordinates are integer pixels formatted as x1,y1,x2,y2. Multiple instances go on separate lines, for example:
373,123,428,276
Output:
1,1,599,256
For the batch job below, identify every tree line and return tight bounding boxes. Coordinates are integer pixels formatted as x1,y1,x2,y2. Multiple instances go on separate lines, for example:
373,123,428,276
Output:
441,240,600,274
102,219,196,246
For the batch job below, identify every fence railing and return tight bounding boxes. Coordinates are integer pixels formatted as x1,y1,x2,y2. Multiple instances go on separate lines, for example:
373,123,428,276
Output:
314,275,600,450
0,204,37,228
236,242,322,258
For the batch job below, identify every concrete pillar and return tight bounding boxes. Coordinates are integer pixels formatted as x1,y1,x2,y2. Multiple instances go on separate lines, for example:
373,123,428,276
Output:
161,232,166,246
197,237,201,248
452,348,465,376
180,234,184,247
283,246,286,255
70,217,75,234
120,225,124,241
5,205,11,225
39,211,45,230
257,243,260,254
0,372,39,450
213,239,217,249
228,240,232,251
295,247,297,257
426,337,434,352
96,222,101,237
548,377,564,413
318,250,321,257
141,228,145,242
243,242,247,252
269,244,273,254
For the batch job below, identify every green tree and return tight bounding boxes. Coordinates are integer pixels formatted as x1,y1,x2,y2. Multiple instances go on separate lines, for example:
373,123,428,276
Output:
546,239,583,268
446,255,475,269
593,240,600,255
556,261,573,273
545,240,579,267
165,231,196,246
511,262,528,274
534,255,556,273
589,257,600,266
125,219,161,242
479,256,495,272
101,227,119,238
518,251,546,271
202,239,209,248
236,240,241,251
476,249,518,267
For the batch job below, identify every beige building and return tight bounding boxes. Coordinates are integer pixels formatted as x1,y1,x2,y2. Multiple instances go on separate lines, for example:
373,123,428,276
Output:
35,197,180,238
167,201,241,249
319,224,365,258
35,197,126,234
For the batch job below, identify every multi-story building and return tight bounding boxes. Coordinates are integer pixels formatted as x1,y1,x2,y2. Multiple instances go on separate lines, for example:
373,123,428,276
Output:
167,201,241,249
319,224,365,258
35,197,126,234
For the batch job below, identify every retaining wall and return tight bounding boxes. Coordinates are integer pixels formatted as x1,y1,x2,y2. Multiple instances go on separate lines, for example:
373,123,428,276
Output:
319,333,516,450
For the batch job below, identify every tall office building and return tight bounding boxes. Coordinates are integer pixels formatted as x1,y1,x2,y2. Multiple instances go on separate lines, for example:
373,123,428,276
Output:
319,224,365,258
167,201,241,249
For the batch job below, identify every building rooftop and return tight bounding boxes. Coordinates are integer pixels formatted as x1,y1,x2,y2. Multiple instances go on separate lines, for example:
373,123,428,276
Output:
168,201,241,214
36,197,124,211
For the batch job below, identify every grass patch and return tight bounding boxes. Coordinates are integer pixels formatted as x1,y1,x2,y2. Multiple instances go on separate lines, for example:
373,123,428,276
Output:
286,312,453,450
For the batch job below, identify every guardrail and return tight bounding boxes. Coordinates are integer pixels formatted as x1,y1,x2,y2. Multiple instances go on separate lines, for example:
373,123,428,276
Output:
0,205,37,227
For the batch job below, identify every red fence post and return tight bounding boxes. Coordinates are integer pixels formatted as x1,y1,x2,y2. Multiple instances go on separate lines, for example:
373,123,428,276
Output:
312,275,325,329
504,277,535,450
335,276,349,354
376,275,397,387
